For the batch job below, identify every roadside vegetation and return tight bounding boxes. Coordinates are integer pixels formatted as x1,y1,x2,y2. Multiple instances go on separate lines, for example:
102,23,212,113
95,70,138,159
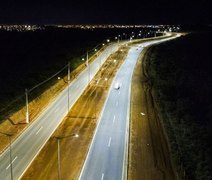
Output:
145,32,212,179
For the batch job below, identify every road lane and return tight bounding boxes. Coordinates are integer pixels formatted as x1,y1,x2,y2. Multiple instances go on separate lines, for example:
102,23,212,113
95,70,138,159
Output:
79,35,179,180
0,43,119,180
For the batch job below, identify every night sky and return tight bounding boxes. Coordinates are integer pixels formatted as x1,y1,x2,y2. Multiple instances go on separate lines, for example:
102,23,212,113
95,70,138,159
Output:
0,0,211,25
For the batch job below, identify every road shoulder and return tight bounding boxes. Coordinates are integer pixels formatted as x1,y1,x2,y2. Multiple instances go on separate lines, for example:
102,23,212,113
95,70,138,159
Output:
128,46,178,180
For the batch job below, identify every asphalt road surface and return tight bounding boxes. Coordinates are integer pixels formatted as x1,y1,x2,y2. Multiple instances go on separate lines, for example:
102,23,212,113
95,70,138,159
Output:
0,43,119,180
79,35,179,180
0,34,178,180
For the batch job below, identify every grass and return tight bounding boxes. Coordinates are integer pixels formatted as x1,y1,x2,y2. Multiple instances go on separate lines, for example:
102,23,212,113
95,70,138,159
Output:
145,32,212,180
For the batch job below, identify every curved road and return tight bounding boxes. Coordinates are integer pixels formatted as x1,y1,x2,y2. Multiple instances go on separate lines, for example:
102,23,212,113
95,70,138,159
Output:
79,35,179,180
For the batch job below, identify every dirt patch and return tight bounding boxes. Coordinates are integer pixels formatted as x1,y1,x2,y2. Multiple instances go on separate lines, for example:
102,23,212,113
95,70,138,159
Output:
128,46,178,180
21,46,130,180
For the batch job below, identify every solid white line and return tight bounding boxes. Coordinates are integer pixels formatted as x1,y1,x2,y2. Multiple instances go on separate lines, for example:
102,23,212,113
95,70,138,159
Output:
6,156,18,170
78,56,118,179
108,137,112,147
55,107,60,113
78,35,179,180
113,115,116,123
36,126,43,135
101,173,104,180
140,112,145,116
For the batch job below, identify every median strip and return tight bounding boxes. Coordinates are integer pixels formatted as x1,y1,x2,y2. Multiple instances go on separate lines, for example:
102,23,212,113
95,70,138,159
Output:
22,46,130,179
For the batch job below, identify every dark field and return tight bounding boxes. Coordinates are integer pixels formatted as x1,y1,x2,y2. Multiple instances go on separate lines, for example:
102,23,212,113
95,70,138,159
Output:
146,31,212,179
0,27,137,112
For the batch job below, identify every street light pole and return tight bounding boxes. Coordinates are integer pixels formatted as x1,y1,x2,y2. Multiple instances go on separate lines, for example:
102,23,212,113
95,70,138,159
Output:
54,134,79,180
0,132,13,180
25,88,29,124
9,135,13,180
57,138,61,180
67,62,70,113
87,51,90,85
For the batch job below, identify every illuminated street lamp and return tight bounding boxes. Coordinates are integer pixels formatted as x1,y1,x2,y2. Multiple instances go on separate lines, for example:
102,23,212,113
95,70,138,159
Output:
123,33,127,39
137,33,141,39
105,77,108,87
86,51,90,85
115,36,119,43
0,132,13,180
25,88,29,124
54,133,79,180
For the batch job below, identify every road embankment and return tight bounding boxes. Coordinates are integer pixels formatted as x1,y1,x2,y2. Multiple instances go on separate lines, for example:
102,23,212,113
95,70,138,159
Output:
141,33,212,180
128,45,178,180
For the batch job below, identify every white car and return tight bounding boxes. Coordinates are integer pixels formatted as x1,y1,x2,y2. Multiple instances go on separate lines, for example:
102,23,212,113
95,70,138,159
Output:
114,83,120,90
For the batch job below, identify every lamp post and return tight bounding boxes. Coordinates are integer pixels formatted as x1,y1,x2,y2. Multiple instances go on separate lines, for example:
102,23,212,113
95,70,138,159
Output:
57,137,61,180
54,133,79,180
100,43,105,67
0,132,13,180
105,77,108,87
94,79,100,118
67,62,70,112
58,62,70,113
25,88,29,124
86,51,90,85
115,36,118,42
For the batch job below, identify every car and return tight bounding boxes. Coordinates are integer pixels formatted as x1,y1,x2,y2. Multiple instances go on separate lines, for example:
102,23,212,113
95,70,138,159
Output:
114,83,120,90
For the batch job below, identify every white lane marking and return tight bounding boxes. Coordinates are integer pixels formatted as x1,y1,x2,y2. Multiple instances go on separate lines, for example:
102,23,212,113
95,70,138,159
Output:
108,137,112,147
55,107,60,113
6,156,18,170
140,112,145,116
36,126,43,135
116,101,119,106
113,115,116,123
101,173,104,180
118,91,121,95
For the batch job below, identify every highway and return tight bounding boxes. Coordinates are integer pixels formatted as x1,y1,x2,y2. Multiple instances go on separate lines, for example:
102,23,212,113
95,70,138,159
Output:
79,35,179,180
0,43,119,180
0,34,178,180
